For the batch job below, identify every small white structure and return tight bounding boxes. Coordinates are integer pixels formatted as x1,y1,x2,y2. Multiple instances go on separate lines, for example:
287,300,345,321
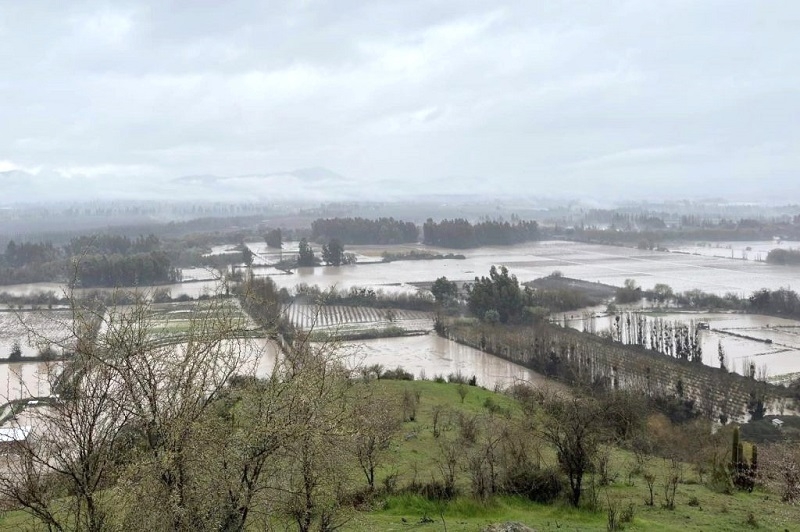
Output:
0,426,31,450
772,418,784,429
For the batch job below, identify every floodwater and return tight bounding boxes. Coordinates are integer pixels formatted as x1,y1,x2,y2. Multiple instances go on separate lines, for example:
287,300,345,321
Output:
5,241,799,301
336,334,562,392
0,267,223,300
667,240,800,263
0,337,281,407
557,311,800,379
4,239,800,393
245,241,383,267
284,304,432,332
0,362,56,401
250,241,800,298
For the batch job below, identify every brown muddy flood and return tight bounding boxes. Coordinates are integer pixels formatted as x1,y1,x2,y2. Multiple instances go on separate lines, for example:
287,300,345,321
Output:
335,334,561,392
252,241,800,298
558,311,800,380
0,362,56,400
0,267,223,300
5,240,800,300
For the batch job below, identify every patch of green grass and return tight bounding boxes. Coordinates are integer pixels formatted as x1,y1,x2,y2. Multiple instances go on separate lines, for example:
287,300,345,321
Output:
353,380,800,532
3,379,800,531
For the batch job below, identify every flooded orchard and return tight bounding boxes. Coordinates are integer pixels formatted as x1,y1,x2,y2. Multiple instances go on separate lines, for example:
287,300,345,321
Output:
557,311,800,380
3,239,800,401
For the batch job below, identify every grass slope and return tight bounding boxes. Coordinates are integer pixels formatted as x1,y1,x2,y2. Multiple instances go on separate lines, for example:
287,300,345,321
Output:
1,380,798,531
351,380,800,532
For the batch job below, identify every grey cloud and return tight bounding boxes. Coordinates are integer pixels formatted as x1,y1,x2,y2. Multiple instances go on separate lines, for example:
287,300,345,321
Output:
0,0,798,202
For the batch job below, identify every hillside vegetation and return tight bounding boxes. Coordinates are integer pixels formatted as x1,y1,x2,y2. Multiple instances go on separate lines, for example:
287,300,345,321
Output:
3,368,800,531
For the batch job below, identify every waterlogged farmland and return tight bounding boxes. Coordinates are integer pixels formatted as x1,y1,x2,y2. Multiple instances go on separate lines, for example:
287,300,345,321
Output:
334,334,562,391
5,240,799,301
257,241,800,297
4,239,800,399
558,311,800,380
0,310,74,401
668,240,800,262
284,303,432,333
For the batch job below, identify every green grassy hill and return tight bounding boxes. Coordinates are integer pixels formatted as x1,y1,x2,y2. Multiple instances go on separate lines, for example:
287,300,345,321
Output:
347,380,800,531
2,379,798,531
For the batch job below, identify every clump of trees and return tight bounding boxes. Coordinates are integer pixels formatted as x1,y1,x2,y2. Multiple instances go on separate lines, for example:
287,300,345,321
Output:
381,250,465,262
466,266,531,324
8,340,22,361
423,218,539,248
0,234,184,288
265,228,283,248
431,277,459,307
72,251,181,287
615,279,642,304
321,238,355,266
311,217,418,245
297,238,317,267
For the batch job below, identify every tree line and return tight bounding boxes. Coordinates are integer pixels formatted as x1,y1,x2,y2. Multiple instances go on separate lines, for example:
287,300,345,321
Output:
766,248,800,265
311,217,419,245
423,218,539,248
0,234,186,288
72,251,181,287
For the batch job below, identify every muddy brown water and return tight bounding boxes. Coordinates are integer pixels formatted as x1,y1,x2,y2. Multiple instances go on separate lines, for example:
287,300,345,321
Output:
252,240,800,298
3,240,800,401
556,311,800,379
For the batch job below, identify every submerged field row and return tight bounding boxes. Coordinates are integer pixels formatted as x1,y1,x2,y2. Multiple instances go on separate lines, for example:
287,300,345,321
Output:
282,304,433,331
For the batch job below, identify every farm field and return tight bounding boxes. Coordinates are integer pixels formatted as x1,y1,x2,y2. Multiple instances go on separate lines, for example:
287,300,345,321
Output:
557,311,800,379
284,303,433,333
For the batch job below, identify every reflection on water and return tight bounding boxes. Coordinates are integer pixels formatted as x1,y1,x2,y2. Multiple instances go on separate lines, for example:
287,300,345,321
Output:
5,241,800,302
668,240,800,263
558,311,800,378
334,334,562,392
254,240,800,298
0,362,56,400
0,270,223,300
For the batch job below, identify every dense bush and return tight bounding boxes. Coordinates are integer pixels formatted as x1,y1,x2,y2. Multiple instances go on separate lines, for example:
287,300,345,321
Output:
501,466,565,503
382,367,415,381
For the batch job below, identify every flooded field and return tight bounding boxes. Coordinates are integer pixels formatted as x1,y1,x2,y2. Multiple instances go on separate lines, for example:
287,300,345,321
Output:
284,304,432,332
5,241,799,302
0,362,57,401
667,240,800,263
557,311,800,380
251,241,800,298
0,310,74,358
0,267,223,300
335,334,561,392
245,241,383,267
3,239,800,398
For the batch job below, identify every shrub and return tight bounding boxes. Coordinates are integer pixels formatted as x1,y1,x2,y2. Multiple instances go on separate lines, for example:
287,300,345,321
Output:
447,371,468,384
501,466,565,503
382,367,414,381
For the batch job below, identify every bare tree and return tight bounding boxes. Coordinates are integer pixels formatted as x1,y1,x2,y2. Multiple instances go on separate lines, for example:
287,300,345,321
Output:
351,387,402,490
761,443,800,504
539,393,607,507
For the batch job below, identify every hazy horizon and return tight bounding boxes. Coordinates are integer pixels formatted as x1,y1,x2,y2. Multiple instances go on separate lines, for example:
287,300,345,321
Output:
2,1,798,203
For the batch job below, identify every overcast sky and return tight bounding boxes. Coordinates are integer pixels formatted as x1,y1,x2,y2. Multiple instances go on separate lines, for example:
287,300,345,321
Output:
1,1,798,200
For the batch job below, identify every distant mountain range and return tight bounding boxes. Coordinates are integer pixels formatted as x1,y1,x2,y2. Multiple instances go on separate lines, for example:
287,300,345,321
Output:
168,167,364,202
173,166,350,186
1,167,371,204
